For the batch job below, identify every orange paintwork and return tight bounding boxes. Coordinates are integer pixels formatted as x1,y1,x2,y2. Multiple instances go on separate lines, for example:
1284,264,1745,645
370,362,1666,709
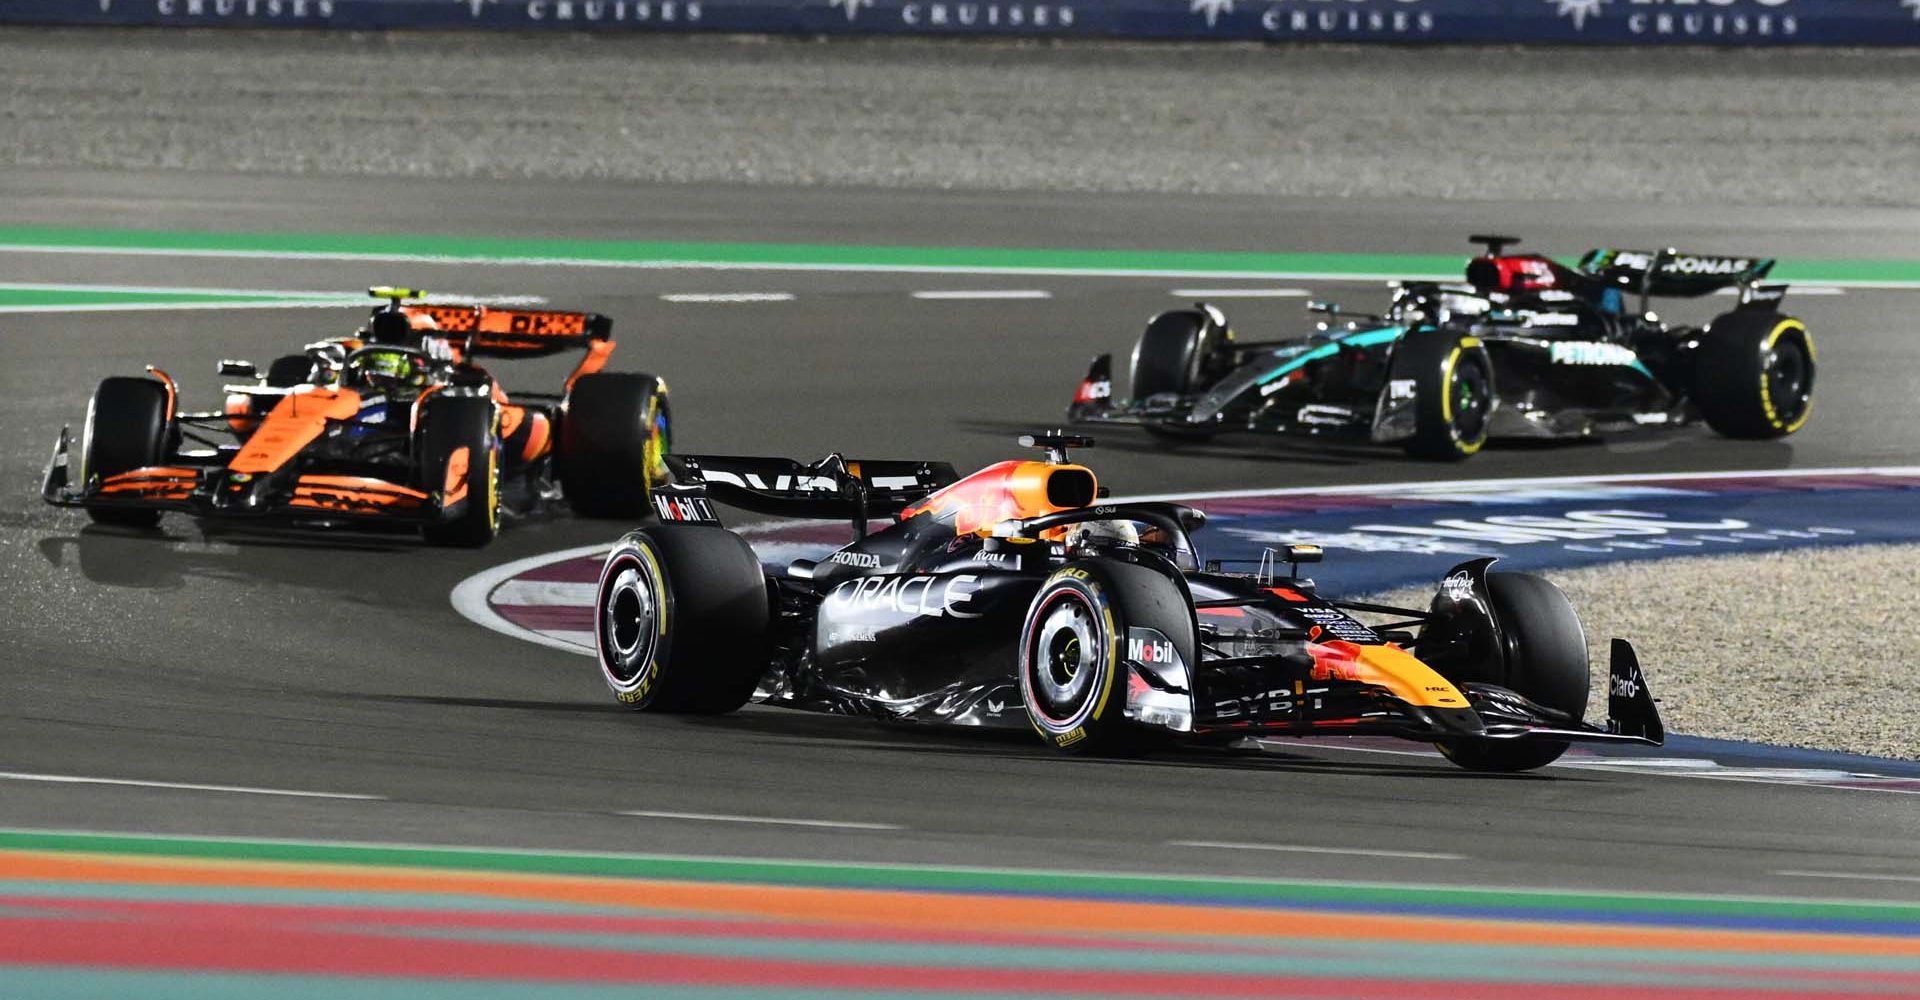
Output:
143,366,178,419
443,446,471,505
899,460,1097,537
290,479,428,513
1308,640,1468,710
96,466,198,499
224,393,258,436
408,384,443,436
403,305,592,346
230,388,361,476
499,403,525,440
565,337,616,391
519,411,552,462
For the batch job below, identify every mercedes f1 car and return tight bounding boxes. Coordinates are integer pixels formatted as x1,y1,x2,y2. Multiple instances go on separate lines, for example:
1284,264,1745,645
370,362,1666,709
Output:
592,433,1663,772
1067,236,1815,460
43,288,672,545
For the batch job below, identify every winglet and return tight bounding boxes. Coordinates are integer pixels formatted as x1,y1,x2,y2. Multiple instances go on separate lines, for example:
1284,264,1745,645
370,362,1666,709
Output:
1068,353,1113,420
1606,638,1665,745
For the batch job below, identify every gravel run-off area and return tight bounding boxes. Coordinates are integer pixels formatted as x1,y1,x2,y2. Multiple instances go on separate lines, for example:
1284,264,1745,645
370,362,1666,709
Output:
3,29,1920,205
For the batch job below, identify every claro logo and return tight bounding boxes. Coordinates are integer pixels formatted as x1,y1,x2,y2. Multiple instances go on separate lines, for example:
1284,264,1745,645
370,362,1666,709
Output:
827,574,985,619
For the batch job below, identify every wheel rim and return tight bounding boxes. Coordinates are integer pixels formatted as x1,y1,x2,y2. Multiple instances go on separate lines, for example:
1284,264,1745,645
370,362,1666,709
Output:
1763,338,1811,424
600,560,658,686
1025,591,1100,724
1450,355,1491,443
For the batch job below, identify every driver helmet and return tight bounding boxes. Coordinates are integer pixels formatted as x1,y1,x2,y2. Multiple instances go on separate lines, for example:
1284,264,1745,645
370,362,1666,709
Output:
344,347,429,393
1065,519,1139,555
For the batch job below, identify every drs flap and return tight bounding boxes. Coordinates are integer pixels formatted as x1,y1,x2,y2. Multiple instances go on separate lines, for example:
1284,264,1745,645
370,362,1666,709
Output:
401,305,612,355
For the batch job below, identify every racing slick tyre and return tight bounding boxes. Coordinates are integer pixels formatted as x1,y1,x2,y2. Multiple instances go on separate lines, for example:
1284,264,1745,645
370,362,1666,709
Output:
1399,331,1492,462
416,395,501,548
80,376,172,528
1693,312,1814,439
594,524,770,713
559,373,671,519
1437,572,1589,773
1131,310,1220,443
264,354,313,388
1019,558,1195,755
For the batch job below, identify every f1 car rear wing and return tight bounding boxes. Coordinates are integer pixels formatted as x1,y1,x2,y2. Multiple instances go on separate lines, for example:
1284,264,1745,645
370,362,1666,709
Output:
1576,248,1777,298
655,454,960,535
398,304,613,357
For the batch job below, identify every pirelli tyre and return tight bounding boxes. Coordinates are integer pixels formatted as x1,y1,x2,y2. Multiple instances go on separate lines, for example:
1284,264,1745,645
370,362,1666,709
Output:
559,373,671,519
81,376,173,528
1693,311,1814,439
1437,572,1589,773
1019,558,1195,755
1399,330,1493,461
1131,309,1223,442
416,395,501,548
595,524,770,713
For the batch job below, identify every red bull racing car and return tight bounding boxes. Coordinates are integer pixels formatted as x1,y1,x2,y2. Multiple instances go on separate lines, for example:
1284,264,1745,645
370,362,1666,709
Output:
593,433,1663,772
42,288,671,546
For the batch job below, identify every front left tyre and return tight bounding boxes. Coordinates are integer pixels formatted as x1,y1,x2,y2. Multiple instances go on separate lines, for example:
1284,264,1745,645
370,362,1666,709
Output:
595,524,770,713
1436,572,1589,773
1398,331,1493,462
1019,558,1194,755
415,395,501,548
81,375,172,528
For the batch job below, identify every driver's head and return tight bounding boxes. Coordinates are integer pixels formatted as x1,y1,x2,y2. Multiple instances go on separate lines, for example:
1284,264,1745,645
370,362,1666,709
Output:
1066,519,1139,554
345,347,427,392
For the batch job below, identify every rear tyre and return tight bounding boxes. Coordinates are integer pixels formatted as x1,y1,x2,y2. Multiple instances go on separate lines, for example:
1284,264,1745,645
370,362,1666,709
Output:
1437,572,1589,773
1693,312,1814,439
416,396,500,548
1019,559,1194,755
81,376,171,528
595,524,770,712
1131,310,1221,443
560,373,671,519
1399,331,1492,462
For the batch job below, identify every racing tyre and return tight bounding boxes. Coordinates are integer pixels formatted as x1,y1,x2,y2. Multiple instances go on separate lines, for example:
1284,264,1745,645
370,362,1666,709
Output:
1400,332,1492,461
1437,572,1589,773
416,395,500,548
1693,312,1814,439
1131,310,1219,443
560,373,671,519
80,376,171,528
264,354,313,388
594,524,770,712
1020,558,1195,755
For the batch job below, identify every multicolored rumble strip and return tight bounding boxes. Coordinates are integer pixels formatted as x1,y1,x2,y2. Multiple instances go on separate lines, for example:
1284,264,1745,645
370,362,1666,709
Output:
0,829,1917,999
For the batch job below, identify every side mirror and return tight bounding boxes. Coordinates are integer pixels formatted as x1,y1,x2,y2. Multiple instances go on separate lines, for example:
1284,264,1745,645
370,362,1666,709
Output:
217,359,258,379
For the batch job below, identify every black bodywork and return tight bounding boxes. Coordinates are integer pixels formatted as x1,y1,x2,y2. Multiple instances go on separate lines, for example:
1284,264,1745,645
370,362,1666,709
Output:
607,436,1664,763
1068,237,1812,449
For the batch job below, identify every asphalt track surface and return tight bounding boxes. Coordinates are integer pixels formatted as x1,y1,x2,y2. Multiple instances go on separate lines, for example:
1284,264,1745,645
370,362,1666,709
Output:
3,168,1919,906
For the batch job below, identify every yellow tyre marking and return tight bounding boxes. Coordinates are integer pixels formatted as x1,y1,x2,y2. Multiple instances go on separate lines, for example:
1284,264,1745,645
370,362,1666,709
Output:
1760,319,1813,434
1440,345,1486,456
1089,603,1118,722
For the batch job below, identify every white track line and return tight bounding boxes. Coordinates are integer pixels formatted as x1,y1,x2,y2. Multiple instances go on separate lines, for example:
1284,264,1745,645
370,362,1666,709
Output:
618,810,904,831
1773,871,1920,885
1169,288,1312,298
660,292,795,303
910,289,1052,300
449,543,612,657
1116,464,1920,505
0,771,382,800
1171,840,1466,861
